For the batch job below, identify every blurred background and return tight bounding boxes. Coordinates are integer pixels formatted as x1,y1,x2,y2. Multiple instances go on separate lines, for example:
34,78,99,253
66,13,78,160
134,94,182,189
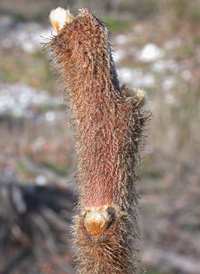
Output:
0,0,200,273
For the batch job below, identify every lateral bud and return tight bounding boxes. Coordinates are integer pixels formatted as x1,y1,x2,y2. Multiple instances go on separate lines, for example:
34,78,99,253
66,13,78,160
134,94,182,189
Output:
83,207,116,237
133,88,146,107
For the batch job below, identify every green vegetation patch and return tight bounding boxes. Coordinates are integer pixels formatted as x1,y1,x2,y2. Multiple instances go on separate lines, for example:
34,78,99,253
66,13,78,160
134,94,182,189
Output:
17,159,28,173
1,50,55,93
45,162,72,176
104,18,130,32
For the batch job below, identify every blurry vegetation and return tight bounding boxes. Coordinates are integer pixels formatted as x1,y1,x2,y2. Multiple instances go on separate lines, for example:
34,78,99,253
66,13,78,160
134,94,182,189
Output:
104,17,129,32
169,0,191,18
149,269,173,274
11,12,27,22
176,45,193,59
1,0,199,23
183,222,199,232
1,50,56,93
17,159,28,173
130,0,158,19
168,0,200,22
162,0,200,34
45,162,71,176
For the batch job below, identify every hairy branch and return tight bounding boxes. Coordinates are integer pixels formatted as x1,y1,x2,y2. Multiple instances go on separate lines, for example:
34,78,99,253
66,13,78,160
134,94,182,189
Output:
47,7,149,274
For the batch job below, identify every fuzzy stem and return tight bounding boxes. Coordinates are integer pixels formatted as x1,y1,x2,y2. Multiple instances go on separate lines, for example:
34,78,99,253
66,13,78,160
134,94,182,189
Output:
48,7,148,274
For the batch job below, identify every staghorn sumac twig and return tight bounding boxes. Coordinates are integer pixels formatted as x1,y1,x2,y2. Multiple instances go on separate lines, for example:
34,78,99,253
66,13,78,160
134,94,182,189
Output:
47,7,149,274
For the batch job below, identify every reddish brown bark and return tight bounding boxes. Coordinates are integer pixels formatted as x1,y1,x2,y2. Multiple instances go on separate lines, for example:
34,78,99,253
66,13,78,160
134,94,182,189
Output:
48,8,148,274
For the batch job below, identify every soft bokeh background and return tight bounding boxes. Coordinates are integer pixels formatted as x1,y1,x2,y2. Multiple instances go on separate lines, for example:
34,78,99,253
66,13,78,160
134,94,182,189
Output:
0,0,200,273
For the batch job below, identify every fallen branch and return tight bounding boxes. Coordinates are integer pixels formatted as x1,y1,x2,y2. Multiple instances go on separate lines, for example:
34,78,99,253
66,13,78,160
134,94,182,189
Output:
0,179,76,274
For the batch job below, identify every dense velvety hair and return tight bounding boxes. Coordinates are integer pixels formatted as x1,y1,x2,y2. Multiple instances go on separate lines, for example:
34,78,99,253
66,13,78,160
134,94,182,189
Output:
47,8,149,274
